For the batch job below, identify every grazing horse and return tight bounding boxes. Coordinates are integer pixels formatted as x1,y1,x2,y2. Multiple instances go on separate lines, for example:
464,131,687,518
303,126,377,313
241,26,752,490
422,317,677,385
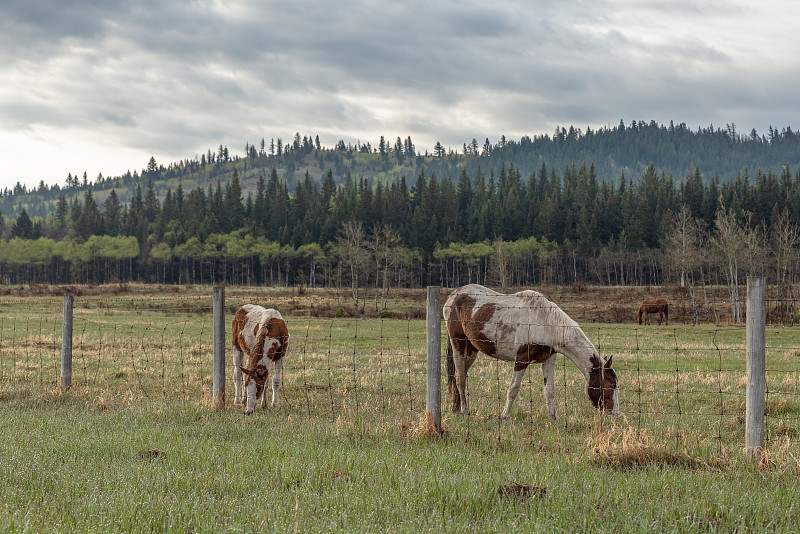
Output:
232,305,290,414
638,299,669,325
443,284,619,420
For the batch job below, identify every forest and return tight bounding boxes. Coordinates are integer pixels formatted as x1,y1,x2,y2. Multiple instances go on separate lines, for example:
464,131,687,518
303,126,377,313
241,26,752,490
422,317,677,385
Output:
2,120,800,319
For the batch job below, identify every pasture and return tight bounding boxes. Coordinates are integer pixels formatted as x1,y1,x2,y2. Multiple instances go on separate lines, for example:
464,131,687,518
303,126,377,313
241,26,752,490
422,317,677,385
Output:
1,284,800,532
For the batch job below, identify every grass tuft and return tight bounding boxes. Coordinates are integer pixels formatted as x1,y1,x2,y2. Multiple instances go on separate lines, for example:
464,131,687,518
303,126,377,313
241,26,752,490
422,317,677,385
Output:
757,436,800,474
497,482,546,502
137,448,164,461
585,423,706,469
415,410,444,439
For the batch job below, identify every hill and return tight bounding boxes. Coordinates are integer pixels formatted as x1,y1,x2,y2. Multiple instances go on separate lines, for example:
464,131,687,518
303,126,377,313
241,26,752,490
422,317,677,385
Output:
2,120,800,220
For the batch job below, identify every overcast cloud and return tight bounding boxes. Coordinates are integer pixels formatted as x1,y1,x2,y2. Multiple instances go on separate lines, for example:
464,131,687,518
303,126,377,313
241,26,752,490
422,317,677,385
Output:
1,0,799,190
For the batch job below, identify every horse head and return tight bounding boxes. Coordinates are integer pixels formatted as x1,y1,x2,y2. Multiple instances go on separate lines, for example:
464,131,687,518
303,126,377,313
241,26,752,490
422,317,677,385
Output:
587,355,619,415
239,365,269,414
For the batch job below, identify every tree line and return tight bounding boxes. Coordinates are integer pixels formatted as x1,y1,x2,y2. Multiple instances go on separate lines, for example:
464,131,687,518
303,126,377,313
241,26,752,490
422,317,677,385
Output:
2,155,800,319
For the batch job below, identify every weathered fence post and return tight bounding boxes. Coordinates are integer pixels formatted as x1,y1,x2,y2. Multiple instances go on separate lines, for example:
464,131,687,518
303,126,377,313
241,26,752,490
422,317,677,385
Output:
212,285,226,409
60,293,74,391
426,286,443,435
746,277,766,461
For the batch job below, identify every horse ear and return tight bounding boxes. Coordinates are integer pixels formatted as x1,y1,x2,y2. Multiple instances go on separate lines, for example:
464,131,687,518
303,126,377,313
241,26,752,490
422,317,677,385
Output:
605,356,613,367
240,366,252,376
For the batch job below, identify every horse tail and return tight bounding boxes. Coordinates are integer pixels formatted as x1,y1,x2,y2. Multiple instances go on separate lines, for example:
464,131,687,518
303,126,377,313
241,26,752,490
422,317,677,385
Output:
637,307,643,325
664,302,669,325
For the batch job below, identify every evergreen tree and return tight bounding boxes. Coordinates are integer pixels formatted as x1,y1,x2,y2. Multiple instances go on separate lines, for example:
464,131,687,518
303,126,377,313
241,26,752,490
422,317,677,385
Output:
78,188,102,238
456,169,473,236
253,174,268,234
144,178,160,225
104,189,122,236
56,195,69,229
12,208,33,238
225,169,245,230
70,196,83,227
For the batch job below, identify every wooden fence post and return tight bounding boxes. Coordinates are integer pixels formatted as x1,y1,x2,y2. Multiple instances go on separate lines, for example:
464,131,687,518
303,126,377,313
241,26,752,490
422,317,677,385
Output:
746,277,766,460
60,293,74,391
426,286,443,435
212,285,226,409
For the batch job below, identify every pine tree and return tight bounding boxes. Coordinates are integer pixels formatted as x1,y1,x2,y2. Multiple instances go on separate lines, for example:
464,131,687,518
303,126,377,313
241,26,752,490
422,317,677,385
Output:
78,188,102,238
12,208,33,238
56,195,69,229
144,178,160,225
104,189,122,236
225,169,245,230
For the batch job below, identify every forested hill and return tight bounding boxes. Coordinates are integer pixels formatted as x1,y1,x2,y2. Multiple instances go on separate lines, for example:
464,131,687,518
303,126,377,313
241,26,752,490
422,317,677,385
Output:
3,120,800,220
3,120,800,291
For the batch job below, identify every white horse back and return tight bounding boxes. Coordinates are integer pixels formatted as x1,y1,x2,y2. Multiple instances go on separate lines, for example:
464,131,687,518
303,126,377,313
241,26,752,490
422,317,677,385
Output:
445,284,590,361
237,305,284,357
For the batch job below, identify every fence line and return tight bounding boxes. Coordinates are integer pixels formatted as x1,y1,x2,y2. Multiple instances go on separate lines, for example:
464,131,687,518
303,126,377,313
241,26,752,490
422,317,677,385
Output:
0,282,796,460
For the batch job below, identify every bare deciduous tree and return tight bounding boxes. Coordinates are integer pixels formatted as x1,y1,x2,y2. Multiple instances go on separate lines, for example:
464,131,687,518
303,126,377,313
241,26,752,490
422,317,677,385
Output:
664,205,704,323
771,212,800,320
335,221,369,308
492,237,510,289
368,224,402,311
713,207,746,323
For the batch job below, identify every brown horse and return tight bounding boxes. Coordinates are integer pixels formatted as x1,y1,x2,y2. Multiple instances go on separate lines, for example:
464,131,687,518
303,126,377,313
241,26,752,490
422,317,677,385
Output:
638,299,669,325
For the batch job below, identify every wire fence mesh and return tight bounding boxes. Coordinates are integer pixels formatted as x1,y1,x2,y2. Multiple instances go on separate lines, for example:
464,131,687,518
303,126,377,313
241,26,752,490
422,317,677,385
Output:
1,287,799,459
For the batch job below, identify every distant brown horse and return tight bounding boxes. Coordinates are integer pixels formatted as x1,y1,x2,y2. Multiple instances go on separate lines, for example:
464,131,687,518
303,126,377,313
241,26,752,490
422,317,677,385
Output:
638,299,669,325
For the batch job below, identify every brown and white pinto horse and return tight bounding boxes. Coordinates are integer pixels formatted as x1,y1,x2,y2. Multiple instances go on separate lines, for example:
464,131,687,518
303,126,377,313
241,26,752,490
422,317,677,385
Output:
443,284,619,420
638,299,669,325
232,305,290,414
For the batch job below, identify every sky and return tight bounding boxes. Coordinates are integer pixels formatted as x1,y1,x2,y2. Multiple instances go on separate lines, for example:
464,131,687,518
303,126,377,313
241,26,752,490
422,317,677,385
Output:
1,0,799,191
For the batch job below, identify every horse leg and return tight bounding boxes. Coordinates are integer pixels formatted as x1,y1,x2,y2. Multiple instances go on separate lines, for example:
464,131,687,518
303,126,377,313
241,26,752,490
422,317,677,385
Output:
542,355,557,420
233,347,244,405
452,352,469,414
452,347,477,415
501,363,528,419
446,338,460,412
448,334,474,415
269,357,284,409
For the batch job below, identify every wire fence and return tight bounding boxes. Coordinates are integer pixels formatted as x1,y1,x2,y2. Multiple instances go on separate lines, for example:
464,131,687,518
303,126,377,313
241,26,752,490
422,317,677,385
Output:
0,293,429,430
1,284,798,459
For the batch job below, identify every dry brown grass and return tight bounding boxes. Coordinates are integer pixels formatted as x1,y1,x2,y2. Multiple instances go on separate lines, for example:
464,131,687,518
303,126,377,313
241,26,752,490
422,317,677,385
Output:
585,422,707,469
416,410,444,438
757,436,800,474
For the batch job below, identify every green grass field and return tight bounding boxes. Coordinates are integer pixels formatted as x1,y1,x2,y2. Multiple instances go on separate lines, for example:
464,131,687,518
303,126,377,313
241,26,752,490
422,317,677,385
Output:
2,285,800,532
